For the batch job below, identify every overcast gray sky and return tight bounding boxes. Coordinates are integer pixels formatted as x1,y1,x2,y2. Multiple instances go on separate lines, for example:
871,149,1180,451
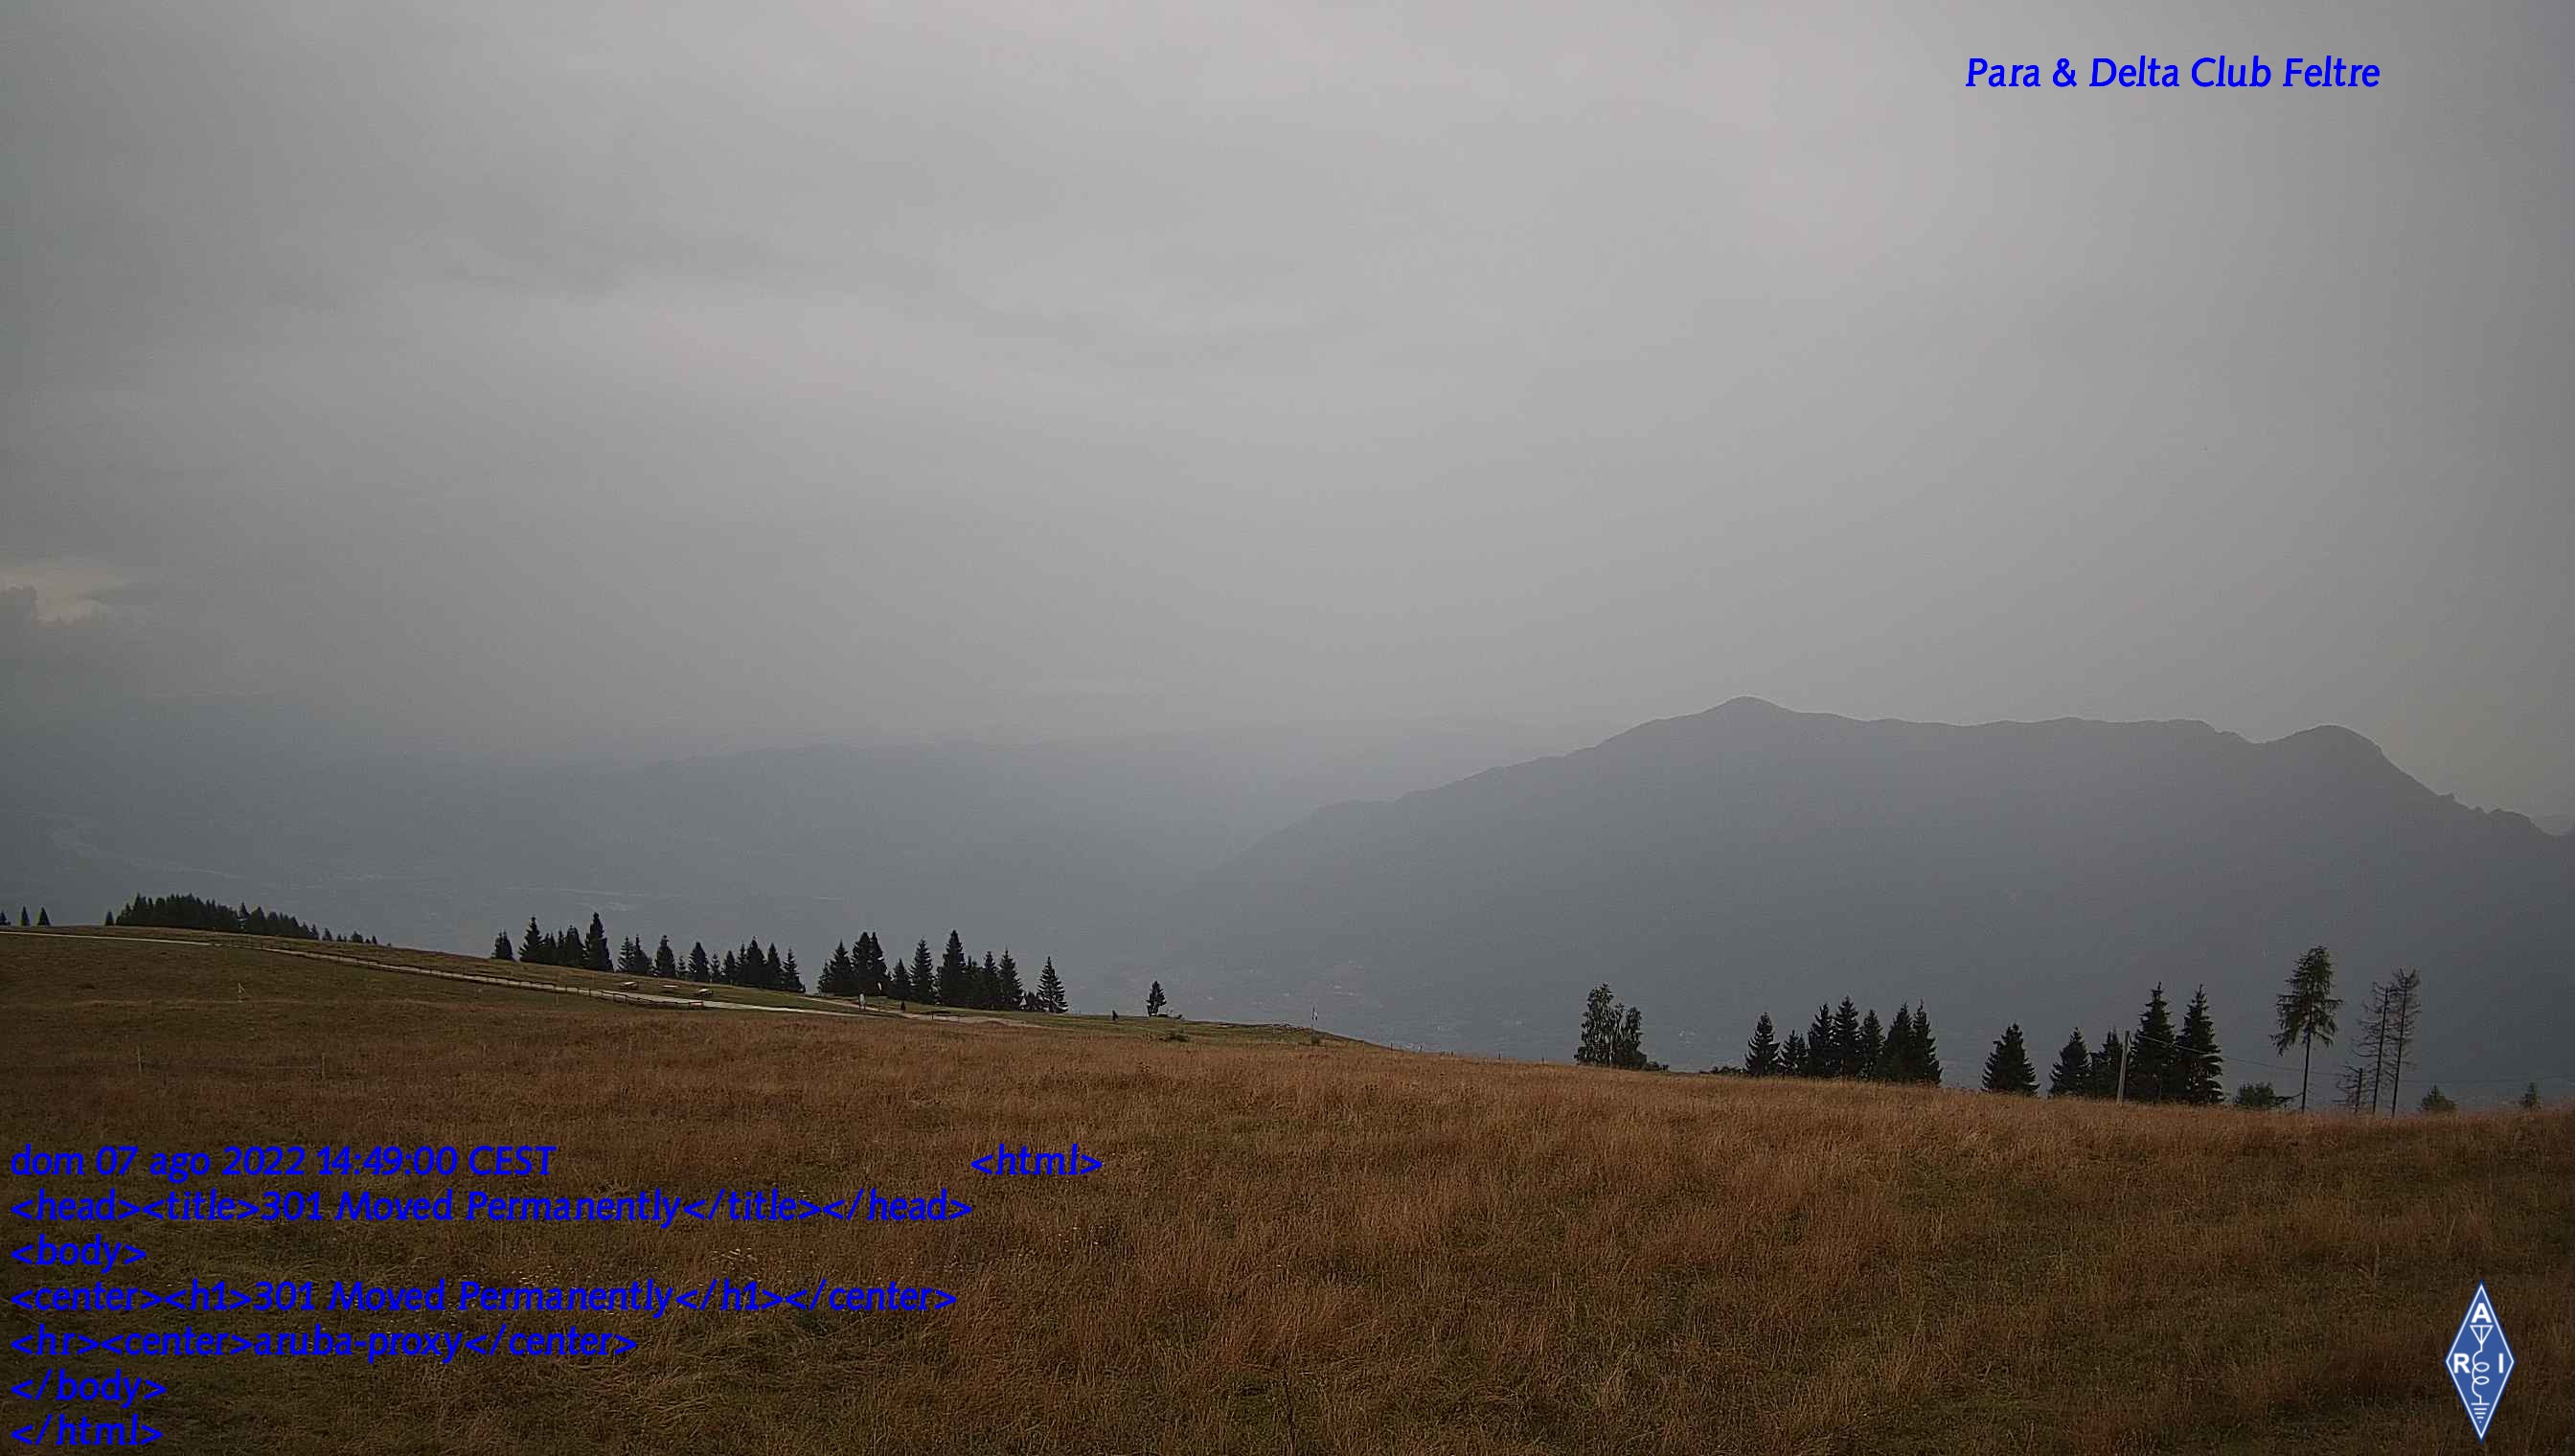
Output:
5,0,2569,809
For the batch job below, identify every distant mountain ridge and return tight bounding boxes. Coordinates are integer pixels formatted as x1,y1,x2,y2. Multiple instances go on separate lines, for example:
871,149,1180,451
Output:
1158,699,2573,1100
5,695,2564,1101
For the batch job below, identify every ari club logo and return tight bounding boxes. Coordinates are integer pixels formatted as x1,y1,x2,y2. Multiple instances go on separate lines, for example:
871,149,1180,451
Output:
2444,1283,2513,1441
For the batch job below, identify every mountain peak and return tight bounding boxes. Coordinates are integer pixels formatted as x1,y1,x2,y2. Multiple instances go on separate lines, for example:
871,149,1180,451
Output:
2267,722,2397,773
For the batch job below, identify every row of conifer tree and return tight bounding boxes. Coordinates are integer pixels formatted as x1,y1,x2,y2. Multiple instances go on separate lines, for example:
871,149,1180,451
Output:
492,914,1069,1012
9,898,379,943
1740,999,1945,1084
1742,982,2225,1102
101,892,374,943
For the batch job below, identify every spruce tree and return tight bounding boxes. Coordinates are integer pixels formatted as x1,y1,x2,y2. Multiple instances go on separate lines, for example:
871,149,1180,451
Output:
2419,1085,2455,1114
999,950,1023,1010
765,943,786,990
978,951,1001,1010
1878,1003,1912,1081
1857,1009,1885,1079
583,914,611,971
1782,1031,1809,1077
653,937,678,981
1146,981,1168,1017
1982,1024,2038,1094
688,942,710,982
821,943,852,996
1743,1012,1782,1077
491,933,514,962
779,949,803,993
1831,1000,1862,1077
2048,1029,2091,1097
911,940,936,1004
2174,985,2224,1105
858,934,888,996
561,924,584,968
1806,1006,1834,1077
2089,1030,2126,1099
2130,983,2177,1103
521,918,546,965
1909,1006,1940,1084
2272,945,2342,1112
35,909,48,926
719,949,740,986
1037,958,1067,1013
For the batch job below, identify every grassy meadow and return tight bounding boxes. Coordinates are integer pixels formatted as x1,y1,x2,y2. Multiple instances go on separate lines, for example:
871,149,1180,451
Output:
4,926,2568,1453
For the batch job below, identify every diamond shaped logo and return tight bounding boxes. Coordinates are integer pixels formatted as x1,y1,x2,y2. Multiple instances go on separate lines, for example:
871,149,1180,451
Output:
2445,1283,2513,1441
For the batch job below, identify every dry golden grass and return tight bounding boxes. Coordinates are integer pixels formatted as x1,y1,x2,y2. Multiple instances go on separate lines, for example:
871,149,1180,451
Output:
5,927,2569,1453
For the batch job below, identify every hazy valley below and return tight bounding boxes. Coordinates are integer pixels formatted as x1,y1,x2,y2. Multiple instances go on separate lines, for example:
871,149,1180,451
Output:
5,697,2564,1104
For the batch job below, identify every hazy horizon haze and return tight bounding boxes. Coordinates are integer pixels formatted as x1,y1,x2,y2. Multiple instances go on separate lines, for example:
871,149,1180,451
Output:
4,0,2569,813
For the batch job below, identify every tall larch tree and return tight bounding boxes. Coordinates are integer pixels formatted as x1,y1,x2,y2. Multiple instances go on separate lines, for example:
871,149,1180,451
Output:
2271,945,2341,1112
